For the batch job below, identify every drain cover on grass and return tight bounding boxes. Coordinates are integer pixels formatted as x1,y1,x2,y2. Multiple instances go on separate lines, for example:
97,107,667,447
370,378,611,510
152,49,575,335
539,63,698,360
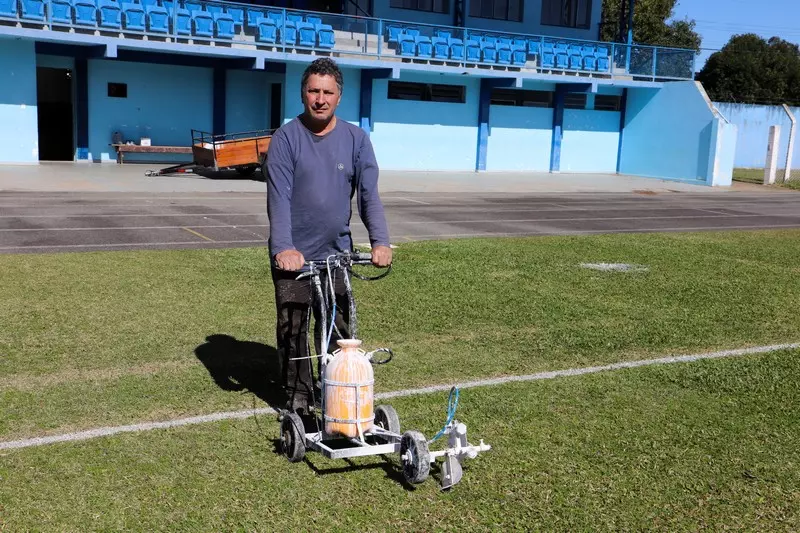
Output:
580,263,649,273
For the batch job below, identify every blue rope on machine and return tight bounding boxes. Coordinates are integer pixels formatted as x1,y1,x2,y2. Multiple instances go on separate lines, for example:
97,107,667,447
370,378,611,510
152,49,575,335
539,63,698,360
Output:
428,386,460,443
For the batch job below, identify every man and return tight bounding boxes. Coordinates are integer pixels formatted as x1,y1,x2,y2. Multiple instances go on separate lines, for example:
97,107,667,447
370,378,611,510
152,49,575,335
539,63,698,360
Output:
266,58,392,416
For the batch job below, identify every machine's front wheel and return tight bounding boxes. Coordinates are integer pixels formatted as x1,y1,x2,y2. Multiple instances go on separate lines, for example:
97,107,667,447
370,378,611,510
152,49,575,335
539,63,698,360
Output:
400,430,430,484
280,412,306,463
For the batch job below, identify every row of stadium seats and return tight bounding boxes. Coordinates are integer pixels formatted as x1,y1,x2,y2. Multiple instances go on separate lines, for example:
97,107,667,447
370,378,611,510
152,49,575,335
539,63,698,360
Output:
386,24,611,72
246,9,334,47
0,0,335,47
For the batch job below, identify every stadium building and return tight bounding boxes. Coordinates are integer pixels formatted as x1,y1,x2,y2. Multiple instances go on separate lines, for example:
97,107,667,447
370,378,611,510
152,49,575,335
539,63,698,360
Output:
0,0,736,185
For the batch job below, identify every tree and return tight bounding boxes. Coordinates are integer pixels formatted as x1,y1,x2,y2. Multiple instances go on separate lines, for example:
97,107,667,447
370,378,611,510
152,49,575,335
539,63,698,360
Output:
599,0,702,51
697,34,800,104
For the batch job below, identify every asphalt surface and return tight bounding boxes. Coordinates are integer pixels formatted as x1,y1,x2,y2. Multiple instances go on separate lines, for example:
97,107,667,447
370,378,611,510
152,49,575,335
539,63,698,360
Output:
1,189,800,254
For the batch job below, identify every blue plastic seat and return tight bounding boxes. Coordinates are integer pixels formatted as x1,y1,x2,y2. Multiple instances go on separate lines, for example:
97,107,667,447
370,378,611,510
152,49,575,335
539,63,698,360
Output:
175,7,191,35
415,35,432,58
266,9,282,24
226,6,243,27
0,0,17,17
306,14,321,24
145,4,167,32
432,36,449,59
386,24,402,44
511,44,526,65
541,50,555,68
183,1,201,13
246,9,263,27
316,23,334,48
140,0,157,8
280,19,296,44
465,39,480,62
214,11,234,38
51,0,73,23
286,12,302,22
205,4,222,15
397,34,415,57
296,21,315,46
568,45,583,69
256,17,277,43
73,0,97,25
122,2,144,30
436,29,451,39
20,0,45,20
448,37,464,60
496,42,512,65
595,46,610,71
192,10,213,37
98,0,121,29
404,26,419,37
480,40,497,63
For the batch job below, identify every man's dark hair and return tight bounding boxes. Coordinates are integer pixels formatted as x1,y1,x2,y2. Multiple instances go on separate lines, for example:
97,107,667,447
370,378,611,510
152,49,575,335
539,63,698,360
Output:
301,58,343,94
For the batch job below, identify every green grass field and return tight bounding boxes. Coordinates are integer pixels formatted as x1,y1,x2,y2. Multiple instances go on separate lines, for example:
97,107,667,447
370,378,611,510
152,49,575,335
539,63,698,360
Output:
2,230,800,529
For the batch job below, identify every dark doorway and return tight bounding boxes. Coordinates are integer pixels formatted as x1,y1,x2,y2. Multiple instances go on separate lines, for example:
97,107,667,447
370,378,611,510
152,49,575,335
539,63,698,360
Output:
270,83,282,130
36,67,74,161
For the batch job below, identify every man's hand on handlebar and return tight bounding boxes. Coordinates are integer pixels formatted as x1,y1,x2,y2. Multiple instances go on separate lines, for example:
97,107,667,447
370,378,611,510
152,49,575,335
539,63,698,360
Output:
275,249,305,271
371,245,392,268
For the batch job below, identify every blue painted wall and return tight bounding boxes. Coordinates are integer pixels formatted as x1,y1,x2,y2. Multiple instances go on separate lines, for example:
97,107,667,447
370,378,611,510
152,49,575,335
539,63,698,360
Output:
373,0,601,41
87,59,213,162
713,102,799,170
226,70,282,134
486,105,552,171
619,82,719,183
0,40,39,164
370,71,479,171
560,109,620,173
282,62,360,126
711,121,736,187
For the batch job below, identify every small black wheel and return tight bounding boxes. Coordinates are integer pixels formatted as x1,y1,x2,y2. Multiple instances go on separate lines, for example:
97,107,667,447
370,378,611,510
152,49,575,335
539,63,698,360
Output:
374,404,401,435
400,430,430,484
236,166,256,177
280,412,306,463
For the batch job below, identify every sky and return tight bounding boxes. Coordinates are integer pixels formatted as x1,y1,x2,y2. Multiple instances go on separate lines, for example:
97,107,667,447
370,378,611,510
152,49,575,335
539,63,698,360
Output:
669,0,800,72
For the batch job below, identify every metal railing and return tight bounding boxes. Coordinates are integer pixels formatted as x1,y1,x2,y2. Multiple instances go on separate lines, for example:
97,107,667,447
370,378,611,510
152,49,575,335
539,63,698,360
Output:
0,0,697,80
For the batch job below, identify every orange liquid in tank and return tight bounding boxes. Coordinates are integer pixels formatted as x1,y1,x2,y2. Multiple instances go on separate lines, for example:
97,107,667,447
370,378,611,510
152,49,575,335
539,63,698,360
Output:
323,339,375,438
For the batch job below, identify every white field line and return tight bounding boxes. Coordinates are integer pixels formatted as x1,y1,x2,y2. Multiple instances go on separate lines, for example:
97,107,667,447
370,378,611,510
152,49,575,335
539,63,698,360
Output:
1,342,798,451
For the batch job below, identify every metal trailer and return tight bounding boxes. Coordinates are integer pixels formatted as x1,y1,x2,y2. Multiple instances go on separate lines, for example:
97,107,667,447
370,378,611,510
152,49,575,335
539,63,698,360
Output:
276,251,491,490
144,128,274,178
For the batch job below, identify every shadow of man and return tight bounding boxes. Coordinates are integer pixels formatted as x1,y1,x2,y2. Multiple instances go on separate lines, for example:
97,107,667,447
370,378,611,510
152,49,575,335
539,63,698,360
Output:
194,334,285,411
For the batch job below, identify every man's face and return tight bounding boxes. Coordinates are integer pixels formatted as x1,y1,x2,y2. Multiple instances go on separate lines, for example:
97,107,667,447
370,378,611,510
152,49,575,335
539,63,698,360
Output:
302,73,341,122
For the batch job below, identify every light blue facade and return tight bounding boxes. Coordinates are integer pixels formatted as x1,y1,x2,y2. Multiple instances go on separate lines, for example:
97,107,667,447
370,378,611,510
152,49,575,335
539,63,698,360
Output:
713,102,799,170
561,108,620,173
88,60,213,162
486,105,552,171
619,81,736,186
370,72,480,171
0,39,39,164
226,69,279,135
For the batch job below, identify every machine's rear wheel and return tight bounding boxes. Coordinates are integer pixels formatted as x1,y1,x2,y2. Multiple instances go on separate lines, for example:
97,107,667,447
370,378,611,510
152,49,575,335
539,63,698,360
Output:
280,412,306,463
374,404,401,436
400,430,430,484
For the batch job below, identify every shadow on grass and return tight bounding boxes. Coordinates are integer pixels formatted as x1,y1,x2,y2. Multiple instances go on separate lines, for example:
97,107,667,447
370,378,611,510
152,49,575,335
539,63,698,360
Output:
194,334,286,411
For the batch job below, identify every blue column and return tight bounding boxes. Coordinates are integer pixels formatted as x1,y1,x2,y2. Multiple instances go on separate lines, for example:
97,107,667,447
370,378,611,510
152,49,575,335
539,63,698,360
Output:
359,70,374,134
74,58,89,160
550,87,566,173
213,67,226,136
475,78,492,171
616,88,628,174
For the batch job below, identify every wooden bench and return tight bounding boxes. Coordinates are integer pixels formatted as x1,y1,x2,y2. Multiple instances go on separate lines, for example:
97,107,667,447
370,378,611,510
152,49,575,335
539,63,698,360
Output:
111,144,193,164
